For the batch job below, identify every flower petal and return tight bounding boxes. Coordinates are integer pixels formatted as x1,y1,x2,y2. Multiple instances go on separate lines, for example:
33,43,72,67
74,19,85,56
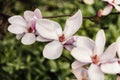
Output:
64,45,73,51
72,67,88,80
24,11,34,22
21,33,36,45
63,10,82,39
83,0,94,5
88,64,104,80
101,61,120,74
43,41,63,59
36,19,62,40
73,36,95,50
102,5,113,16
72,61,88,80
117,37,120,58
63,37,76,51
100,42,117,63
114,5,120,12
115,0,120,5
34,8,42,19
36,36,52,42
72,61,87,69
94,30,106,56
8,16,27,26
117,76,120,80
71,47,92,63
8,25,26,34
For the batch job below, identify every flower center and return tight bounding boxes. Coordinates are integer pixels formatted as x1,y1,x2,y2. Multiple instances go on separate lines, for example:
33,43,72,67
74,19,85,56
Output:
112,0,115,3
28,27,33,33
59,34,65,42
28,26,36,33
91,55,99,64
82,78,87,80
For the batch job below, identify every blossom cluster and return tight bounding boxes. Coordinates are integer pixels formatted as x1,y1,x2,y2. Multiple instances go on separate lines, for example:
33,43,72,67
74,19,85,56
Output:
7,0,120,79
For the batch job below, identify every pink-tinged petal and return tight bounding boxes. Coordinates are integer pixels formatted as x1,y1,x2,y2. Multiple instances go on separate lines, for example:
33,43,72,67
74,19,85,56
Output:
34,8,42,19
64,36,75,45
72,67,88,80
63,10,82,39
94,30,106,56
63,37,76,51
72,61,89,80
24,11,34,22
16,34,24,40
36,19,62,40
88,64,104,80
8,25,27,34
114,5,120,12
21,33,36,45
100,42,117,63
28,19,36,29
115,0,120,5
72,61,87,69
102,5,113,16
101,61,120,74
117,76,120,80
43,41,63,59
83,0,94,5
36,36,52,42
64,45,73,51
73,36,95,50
117,37,120,58
8,16,27,26
71,47,92,63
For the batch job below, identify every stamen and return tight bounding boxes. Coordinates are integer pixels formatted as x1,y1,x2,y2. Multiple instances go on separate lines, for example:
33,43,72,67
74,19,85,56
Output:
59,34,65,42
28,27,33,33
112,0,115,3
82,78,87,80
91,55,99,64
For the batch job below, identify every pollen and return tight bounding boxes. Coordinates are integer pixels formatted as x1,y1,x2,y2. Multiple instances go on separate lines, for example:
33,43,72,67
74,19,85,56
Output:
59,34,65,42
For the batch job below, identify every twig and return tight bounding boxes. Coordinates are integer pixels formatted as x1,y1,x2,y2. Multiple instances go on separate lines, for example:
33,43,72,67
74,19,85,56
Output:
0,12,120,20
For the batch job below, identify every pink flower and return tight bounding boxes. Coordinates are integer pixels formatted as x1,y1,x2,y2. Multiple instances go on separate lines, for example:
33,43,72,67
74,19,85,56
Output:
71,30,120,80
102,0,120,16
8,8,44,45
36,10,82,59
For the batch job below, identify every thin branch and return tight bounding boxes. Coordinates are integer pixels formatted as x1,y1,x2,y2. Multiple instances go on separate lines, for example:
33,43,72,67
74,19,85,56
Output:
109,12,120,15
0,12,120,20
43,14,72,18
0,13,10,18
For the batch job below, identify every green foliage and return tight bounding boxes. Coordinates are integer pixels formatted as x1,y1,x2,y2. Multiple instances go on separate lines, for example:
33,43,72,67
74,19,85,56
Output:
0,0,120,80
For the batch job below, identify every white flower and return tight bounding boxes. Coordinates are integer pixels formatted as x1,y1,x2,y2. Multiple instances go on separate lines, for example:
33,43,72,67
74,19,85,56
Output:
36,10,82,59
102,0,120,16
71,30,120,80
72,61,89,80
8,8,46,45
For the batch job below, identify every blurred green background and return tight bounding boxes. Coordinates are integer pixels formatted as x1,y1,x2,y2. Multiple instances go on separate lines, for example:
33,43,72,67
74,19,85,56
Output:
0,0,120,80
